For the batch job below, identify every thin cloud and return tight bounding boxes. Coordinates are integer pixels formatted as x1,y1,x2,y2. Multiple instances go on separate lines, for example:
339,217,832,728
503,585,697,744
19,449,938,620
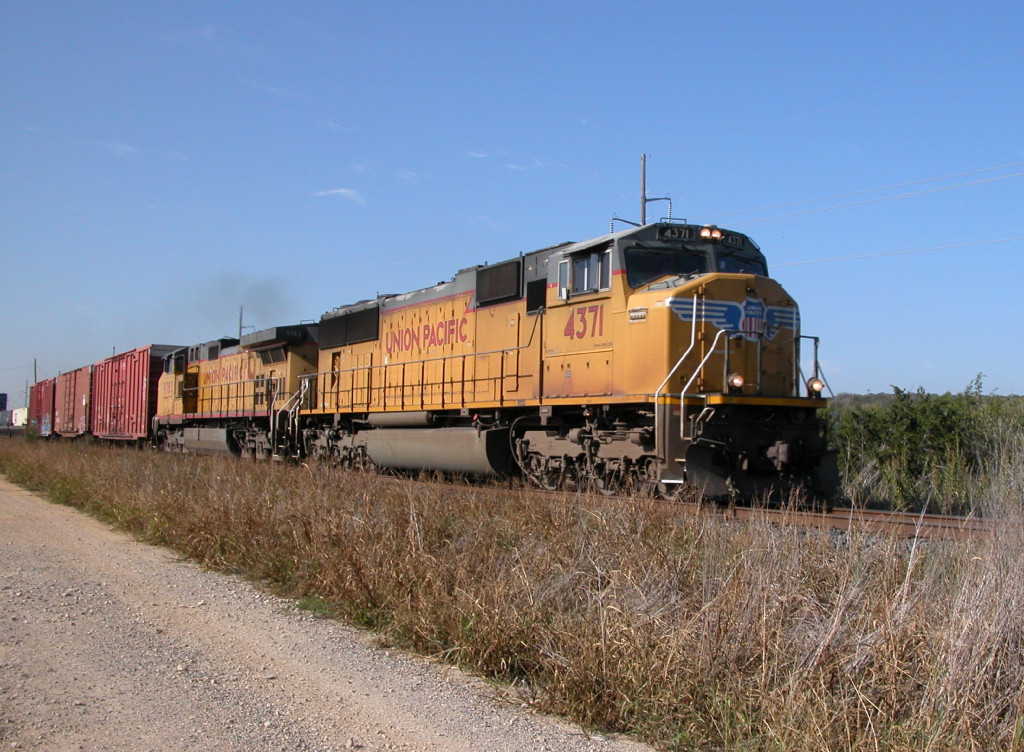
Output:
320,120,357,133
467,151,489,158
73,139,142,156
529,157,565,169
71,139,186,162
312,188,366,204
166,25,263,59
239,78,301,100
489,152,563,171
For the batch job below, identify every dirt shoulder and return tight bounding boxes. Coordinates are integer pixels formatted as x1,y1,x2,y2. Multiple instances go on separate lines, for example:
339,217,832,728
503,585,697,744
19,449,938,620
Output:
0,477,653,752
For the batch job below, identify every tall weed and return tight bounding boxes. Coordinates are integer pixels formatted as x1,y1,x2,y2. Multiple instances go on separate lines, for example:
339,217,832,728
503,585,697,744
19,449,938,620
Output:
1,438,1022,751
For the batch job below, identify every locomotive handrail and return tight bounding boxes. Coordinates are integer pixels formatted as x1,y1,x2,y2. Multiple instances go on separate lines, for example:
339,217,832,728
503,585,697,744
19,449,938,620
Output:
181,375,287,415
307,311,542,375
654,294,700,458
679,328,729,439
272,377,308,457
300,311,543,413
797,335,831,397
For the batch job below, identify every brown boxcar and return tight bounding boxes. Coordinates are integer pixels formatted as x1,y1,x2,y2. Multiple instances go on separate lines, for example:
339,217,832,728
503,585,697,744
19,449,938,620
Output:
91,345,181,441
29,377,56,437
54,365,92,437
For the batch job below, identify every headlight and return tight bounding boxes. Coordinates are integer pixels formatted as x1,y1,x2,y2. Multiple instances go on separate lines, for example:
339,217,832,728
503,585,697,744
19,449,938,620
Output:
727,373,745,392
807,377,824,396
700,226,723,240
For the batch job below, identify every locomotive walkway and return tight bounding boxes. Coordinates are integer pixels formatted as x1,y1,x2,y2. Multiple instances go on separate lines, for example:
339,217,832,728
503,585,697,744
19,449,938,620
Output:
0,477,652,752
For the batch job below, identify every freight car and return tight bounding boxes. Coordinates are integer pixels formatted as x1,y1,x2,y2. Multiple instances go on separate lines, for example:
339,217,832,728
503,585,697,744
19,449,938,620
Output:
28,378,55,438
0,410,26,438
299,221,838,499
91,345,181,442
0,409,20,438
54,364,91,437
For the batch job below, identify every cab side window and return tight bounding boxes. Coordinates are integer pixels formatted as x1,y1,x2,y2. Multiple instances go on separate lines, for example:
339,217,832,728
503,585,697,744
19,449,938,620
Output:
558,245,612,300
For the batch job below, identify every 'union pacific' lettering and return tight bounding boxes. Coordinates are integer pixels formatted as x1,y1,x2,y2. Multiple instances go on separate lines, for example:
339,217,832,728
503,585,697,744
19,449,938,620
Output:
200,357,258,386
387,317,469,354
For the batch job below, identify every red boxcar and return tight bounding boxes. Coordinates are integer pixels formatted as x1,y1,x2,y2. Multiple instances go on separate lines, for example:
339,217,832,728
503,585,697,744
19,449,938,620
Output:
29,377,56,437
91,345,181,441
54,365,92,437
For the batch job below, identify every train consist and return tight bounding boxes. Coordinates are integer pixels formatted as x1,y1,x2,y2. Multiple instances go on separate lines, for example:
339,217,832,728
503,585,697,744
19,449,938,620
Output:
28,221,838,499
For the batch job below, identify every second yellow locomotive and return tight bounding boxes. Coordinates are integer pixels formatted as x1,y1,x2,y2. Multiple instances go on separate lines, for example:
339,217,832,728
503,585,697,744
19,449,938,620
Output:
154,327,318,458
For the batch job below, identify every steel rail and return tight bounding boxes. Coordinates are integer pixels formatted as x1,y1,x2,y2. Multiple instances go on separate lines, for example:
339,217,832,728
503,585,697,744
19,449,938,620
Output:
716,504,994,542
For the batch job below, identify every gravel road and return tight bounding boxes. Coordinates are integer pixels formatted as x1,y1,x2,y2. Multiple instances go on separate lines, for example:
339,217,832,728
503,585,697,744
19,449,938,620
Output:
0,477,654,752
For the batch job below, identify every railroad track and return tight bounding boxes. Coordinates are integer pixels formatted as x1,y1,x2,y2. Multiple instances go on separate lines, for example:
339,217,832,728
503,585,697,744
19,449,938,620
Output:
717,504,994,542
323,469,995,542
6,437,993,542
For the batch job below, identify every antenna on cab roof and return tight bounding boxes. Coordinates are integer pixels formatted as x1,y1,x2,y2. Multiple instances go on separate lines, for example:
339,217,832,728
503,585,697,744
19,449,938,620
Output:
640,153,672,225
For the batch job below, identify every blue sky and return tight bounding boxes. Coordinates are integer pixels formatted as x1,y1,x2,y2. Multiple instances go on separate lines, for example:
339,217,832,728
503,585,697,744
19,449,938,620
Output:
2,1,1023,407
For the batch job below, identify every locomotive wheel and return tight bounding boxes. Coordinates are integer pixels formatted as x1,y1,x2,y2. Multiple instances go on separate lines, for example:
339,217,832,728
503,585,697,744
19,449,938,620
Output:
522,451,560,490
348,446,375,473
593,462,623,496
536,473,561,491
538,470,560,491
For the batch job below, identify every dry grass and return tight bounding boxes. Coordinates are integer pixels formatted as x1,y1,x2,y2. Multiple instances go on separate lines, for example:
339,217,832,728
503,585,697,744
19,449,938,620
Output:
2,438,1022,751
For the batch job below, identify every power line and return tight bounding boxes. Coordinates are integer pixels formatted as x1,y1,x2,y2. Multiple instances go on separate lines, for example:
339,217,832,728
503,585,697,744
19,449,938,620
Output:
702,160,1024,222
702,53,1024,147
727,170,1024,226
774,235,1024,268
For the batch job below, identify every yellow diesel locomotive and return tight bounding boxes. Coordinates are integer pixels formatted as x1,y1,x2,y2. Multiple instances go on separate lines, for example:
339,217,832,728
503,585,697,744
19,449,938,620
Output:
299,222,838,499
153,327,318,458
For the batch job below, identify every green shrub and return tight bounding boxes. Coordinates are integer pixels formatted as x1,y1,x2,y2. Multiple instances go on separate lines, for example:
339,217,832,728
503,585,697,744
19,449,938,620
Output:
831,378,1024,513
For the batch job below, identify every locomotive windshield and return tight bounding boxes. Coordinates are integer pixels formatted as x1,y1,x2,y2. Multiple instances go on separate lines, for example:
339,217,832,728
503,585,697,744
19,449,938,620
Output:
714,249,768,276
624,243,768,288
624,246,708,288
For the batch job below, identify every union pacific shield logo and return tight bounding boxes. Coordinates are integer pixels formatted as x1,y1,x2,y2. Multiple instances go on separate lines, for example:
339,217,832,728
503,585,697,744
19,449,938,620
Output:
667,296,799,341
741,298,766,339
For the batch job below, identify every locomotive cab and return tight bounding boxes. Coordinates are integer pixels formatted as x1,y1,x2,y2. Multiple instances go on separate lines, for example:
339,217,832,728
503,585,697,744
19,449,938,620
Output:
620,224,835,498
539,222,836,499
